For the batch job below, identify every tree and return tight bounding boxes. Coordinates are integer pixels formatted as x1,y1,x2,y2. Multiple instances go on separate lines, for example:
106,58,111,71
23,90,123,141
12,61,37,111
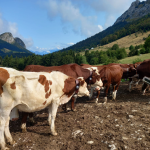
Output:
111,44,119,50
140,48,146,54
144,36,150,50
129,45,135,51
61,55,74,64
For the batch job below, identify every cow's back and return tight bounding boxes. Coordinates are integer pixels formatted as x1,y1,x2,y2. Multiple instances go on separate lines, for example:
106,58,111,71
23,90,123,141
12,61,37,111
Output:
24,64,91,80
137,60,150,79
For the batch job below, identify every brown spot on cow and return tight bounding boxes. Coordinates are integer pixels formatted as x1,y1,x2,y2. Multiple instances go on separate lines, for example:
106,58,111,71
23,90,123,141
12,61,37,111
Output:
43,101,47,105
45,80,49,93
38,75,52,99
62,77,76,97
78,79,85,86
38,75,47,85
0,68,10,96
45,89,51,99
49,80,52,85
10,82,16,89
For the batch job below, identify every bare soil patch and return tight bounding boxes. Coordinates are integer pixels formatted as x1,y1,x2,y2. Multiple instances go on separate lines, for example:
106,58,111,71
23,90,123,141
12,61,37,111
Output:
8,81,150,150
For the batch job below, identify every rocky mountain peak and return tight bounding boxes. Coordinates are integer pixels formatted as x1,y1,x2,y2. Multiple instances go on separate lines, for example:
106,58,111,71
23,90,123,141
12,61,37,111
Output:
114,0,150,24
0,32,15,43
14,37,26,49
0,32,26,49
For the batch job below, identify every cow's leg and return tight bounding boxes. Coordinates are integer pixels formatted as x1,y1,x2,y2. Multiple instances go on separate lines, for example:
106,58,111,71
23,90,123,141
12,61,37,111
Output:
135,79,141,87
4,116,15,146
28,113,35,125
112,82,120,101
142,83,149,95
103,85,110,104
21,112,28,133
48,102,59,136
0,116,6,150
129,78,133,92
48,104,52,126
89,87,94,99
71,96,77,111
95,90,100,103
0,110,13,150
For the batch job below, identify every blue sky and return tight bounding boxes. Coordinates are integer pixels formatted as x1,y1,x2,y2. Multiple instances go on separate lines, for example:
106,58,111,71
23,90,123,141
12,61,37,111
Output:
0,0,146,54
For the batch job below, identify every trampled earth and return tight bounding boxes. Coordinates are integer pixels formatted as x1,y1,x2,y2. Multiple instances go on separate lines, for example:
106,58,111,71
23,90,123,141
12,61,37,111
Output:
8,81,150,150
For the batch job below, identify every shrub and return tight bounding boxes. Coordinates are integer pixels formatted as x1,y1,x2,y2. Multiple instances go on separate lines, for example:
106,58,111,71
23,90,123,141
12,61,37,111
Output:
133,58,142,64
140,48,146,54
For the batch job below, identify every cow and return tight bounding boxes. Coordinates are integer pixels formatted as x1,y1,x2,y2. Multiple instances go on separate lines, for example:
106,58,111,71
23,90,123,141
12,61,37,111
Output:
81,63,136,99
0,67,89,150
130,59,150,95
94,65,123,103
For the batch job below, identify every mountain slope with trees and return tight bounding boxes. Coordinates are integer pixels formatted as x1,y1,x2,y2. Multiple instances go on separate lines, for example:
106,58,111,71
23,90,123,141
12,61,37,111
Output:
0,39,33,58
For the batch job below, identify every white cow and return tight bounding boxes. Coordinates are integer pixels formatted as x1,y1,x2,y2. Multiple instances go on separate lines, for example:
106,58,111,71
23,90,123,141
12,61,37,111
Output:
0,67,89,150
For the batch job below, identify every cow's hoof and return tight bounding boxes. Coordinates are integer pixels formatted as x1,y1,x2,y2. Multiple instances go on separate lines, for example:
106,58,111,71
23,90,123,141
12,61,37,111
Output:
72,108,77,112
9,140,15,146
103,102,107,105
51,132,57,136
22,129,27,133
4,147,10,150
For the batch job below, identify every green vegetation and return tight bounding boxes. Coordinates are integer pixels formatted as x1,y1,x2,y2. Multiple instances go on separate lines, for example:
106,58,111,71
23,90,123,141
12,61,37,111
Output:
119,53,150,64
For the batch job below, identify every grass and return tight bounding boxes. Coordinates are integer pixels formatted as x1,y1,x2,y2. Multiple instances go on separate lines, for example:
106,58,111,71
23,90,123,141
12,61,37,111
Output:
79,31,150,55
118,53,150,64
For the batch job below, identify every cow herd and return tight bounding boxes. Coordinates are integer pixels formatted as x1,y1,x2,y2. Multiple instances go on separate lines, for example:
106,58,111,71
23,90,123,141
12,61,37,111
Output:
0,60,150,150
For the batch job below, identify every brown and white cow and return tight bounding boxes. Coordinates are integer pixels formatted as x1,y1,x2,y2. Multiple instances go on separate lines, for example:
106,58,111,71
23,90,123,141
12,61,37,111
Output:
24,63,103,110
20,63,103,132
0,67,89,150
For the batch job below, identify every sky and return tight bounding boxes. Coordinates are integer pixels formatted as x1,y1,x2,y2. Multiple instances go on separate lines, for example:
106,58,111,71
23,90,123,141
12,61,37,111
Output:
0,0,146,54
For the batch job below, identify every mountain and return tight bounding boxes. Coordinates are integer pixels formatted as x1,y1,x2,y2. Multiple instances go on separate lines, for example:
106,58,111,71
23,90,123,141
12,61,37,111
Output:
60,0,150,53
0,32,33,58
0,32,26,48
115,0,150,24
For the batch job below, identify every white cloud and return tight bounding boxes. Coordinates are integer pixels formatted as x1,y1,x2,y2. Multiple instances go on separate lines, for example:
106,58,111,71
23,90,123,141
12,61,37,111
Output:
41,0,145,37
0,13,33,49
98,25,103,31
42,0,103,37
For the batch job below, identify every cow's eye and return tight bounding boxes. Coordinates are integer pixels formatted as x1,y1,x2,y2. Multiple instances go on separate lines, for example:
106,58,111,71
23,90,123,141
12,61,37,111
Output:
89,77,92,80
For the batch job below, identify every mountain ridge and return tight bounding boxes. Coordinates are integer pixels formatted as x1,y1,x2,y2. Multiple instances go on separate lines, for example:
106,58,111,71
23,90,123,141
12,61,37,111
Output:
60,0,150,53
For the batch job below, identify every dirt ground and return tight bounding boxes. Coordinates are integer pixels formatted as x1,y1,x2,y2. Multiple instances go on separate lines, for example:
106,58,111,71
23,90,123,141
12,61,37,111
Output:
8,81,150,150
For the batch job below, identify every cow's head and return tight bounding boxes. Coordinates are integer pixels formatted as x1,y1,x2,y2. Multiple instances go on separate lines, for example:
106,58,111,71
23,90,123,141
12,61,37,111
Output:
76,77,89,97
89,70,103,88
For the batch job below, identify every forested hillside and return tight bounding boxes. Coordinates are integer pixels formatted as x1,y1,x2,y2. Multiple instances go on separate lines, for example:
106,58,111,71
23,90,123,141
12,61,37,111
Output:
0,35,150,70
61,13,150,52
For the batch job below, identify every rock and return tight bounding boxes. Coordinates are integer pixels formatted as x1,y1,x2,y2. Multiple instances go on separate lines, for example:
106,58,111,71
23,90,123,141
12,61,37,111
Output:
129,115,134,118
0,32,15,43
115,0,150,24
87,141,94,144
0,32,26,48
72,130,83,138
